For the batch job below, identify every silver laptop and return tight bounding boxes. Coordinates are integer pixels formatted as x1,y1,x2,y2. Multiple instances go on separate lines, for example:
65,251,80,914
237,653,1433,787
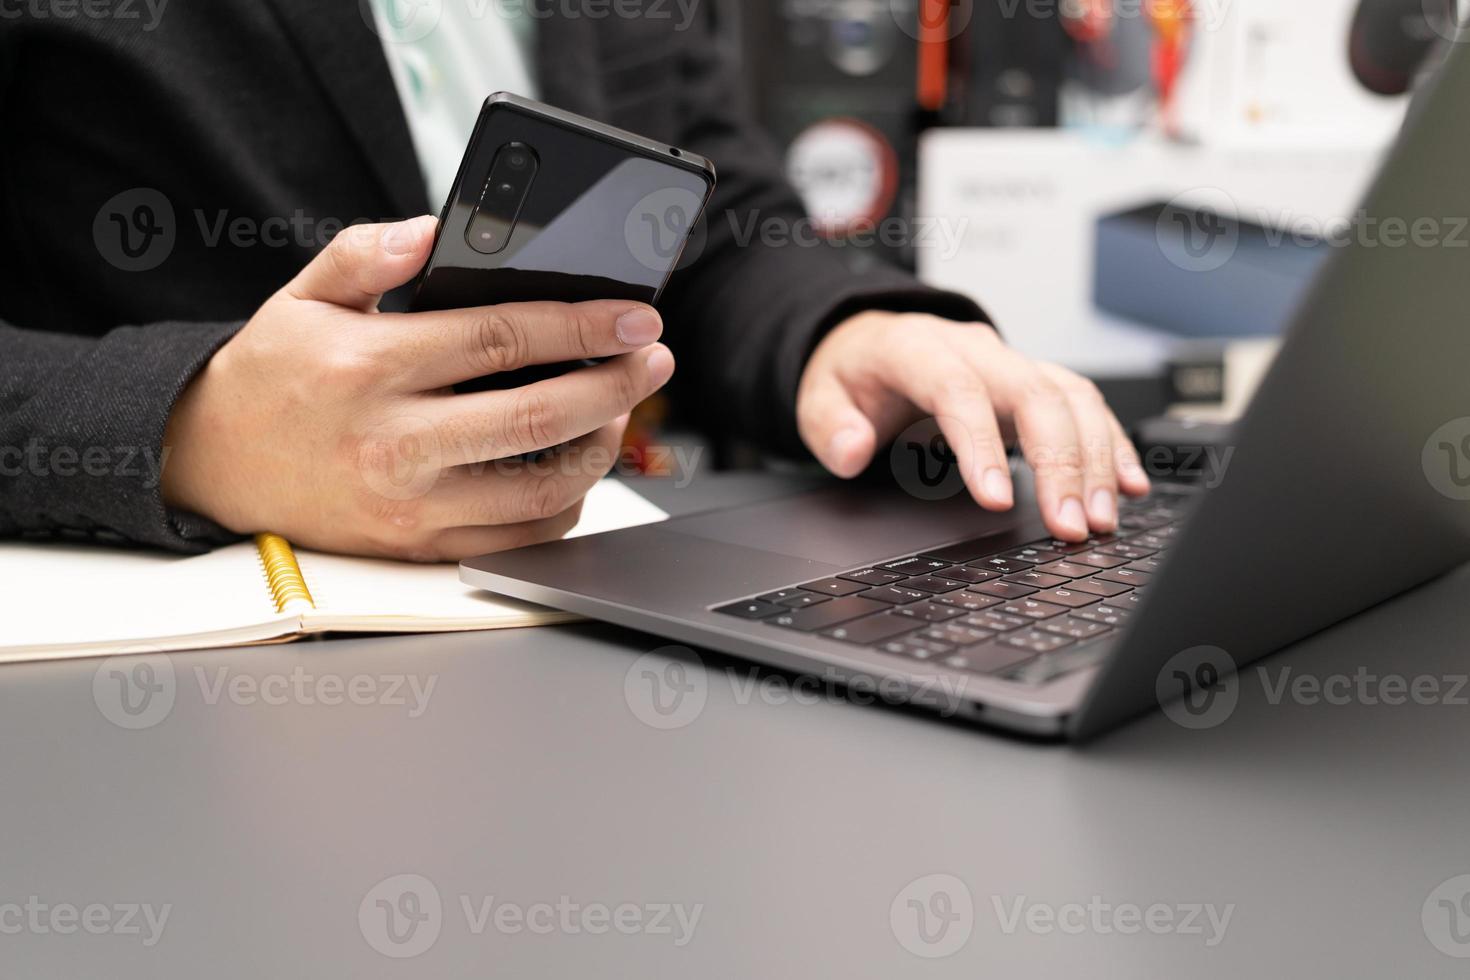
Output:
462,41,1470,740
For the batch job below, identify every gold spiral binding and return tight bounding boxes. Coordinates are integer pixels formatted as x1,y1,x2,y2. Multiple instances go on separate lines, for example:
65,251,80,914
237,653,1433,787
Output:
254,533,315,613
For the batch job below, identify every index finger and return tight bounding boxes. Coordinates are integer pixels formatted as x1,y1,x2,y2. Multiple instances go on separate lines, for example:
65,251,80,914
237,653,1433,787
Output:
382,300,664,391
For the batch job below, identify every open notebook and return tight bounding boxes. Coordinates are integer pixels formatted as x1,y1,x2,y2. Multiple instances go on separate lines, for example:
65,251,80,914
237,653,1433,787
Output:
0,480,666,663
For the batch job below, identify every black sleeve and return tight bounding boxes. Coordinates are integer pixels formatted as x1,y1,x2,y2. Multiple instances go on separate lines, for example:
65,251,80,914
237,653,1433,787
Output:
659,8,990,459
0,320,245,552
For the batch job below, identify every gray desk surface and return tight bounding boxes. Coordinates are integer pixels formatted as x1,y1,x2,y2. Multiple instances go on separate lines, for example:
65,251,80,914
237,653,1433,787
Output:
4,473,1470,977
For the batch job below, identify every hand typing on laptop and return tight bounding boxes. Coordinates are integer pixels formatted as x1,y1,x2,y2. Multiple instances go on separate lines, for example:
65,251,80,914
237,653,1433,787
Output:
799,310,1150,542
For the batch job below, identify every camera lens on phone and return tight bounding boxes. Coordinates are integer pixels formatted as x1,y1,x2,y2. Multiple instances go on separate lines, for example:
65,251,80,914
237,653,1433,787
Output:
507,151,529,170
496,181,517,197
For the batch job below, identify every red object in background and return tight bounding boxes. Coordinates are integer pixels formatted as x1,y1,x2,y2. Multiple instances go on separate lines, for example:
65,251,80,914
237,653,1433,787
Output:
916,0,950,110
1061,0,1114,44
1148,0,1193,136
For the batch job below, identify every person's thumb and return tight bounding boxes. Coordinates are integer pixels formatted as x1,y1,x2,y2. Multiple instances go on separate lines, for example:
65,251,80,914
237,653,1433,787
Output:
284,215,437,311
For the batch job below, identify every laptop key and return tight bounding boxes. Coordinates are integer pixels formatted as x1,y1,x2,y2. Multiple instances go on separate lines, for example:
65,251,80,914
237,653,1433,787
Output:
1035,538,1093,555
799,577,872,597
758,589,806,603
880,638,953,661
934,566,1001,585
838,568,907,586
892,601,967,623
999,599,1070,621
933,593,1004,612
822,613,921,645
1072,604,1133,626
921,624,995,647
1071,552,1129,570
1067,577,1132,598
1039,617,1113,640
1034,560,1096,579
769,595,888,631
971,580,1037,599
970,556,1035,575
878,556,951,575
920,530,1033,564
1126,557,1164,574
1000,547,1066,565
1003,570,1071,590
1116,591,1147,608
1001,629,1076,654
940,644,1037,676
1095,568,1152,588
715,600,786,620
779,594,831,608
903,576,967,595
966,611,1029,632
1032,588,1102,609
1098,543,1156,560
864,585,929,605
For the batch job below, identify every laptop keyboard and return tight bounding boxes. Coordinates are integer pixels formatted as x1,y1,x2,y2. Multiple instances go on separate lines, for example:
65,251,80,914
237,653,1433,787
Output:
712,487,1194,686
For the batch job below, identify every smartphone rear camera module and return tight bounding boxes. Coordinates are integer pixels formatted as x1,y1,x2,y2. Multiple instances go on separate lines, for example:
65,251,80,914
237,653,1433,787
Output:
466,142,538,256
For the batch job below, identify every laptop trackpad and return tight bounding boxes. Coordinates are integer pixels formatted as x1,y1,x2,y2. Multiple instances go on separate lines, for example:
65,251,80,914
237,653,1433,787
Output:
669,485,1028,567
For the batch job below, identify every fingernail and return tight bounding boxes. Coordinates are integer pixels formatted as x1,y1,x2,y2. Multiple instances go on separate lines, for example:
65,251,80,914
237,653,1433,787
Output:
381,217,430,255
616,308,663,346
1090,488,1118,529
1059,497,1088,537
644,345,675,387
983,467,1013,507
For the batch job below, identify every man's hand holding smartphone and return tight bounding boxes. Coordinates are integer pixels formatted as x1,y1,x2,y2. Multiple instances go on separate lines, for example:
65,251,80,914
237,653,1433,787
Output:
161,216,674,562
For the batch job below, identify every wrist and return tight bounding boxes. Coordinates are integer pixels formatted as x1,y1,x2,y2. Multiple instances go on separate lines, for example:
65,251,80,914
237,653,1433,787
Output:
161,346,239,528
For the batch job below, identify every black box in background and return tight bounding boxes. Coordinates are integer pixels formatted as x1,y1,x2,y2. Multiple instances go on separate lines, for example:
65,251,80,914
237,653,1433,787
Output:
1095,201,1332,338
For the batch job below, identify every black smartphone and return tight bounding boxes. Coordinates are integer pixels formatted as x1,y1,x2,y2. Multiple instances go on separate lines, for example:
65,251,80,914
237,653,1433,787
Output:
410,92,717,392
